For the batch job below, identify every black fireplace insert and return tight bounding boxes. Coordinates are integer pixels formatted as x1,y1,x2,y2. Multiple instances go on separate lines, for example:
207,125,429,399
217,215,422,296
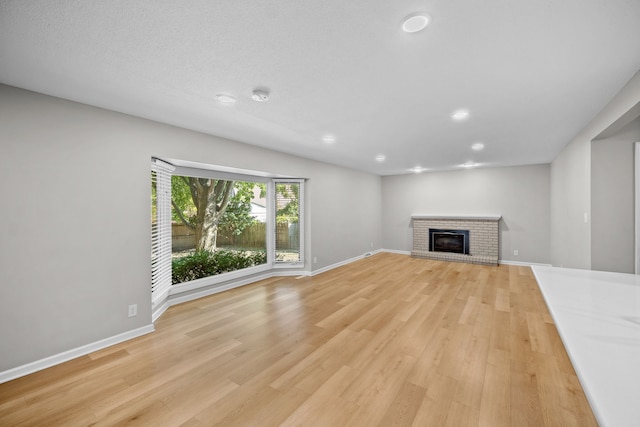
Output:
429,228,470,255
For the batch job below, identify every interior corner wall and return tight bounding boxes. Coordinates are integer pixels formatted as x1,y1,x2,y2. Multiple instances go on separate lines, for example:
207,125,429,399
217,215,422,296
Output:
591,118,640,273
381,164,551,264
550,70,640,269
0,84,382,373
549,136,592,269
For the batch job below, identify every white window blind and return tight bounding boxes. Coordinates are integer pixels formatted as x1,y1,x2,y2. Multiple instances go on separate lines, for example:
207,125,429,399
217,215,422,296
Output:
151,158,175,308
273,179,305,264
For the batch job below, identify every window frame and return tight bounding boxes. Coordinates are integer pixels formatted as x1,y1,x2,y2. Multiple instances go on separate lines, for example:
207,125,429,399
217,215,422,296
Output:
272,178,305,268
169,165,274,290
152,159,307,312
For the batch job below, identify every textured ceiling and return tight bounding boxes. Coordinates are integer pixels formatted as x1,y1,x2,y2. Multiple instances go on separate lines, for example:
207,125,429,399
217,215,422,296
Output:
1,0,639,175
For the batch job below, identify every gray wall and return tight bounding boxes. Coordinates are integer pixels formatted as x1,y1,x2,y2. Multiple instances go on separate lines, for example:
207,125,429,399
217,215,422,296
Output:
0,84,382,372
381,164,551,264
549,135,592,269
591,118,640,273
550,70,640,269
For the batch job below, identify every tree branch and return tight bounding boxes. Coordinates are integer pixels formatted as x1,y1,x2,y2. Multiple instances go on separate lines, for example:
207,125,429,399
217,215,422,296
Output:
172,199,195,229
218,181,234,214
213,180,226,204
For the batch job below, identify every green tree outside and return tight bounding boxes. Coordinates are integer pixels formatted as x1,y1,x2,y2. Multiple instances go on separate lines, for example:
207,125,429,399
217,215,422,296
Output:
171,176,264,252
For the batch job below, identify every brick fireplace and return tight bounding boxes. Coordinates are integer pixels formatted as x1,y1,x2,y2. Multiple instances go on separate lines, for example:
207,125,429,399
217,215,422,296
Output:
411,215,501,266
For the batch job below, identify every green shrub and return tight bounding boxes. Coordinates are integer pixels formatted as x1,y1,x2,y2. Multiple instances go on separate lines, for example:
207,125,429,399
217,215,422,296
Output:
172,249,267,284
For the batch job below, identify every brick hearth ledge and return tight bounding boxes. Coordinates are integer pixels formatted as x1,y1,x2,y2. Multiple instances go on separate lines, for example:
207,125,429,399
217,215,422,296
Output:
411,214,501,266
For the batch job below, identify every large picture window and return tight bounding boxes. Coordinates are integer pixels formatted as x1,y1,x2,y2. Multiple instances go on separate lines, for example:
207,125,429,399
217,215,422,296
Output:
151,158,306,317
170,174,267,284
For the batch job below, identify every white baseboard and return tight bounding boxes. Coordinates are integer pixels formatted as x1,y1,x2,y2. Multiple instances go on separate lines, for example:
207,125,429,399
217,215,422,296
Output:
382,249,412,255
310,249,383,276
0,324,154,385
272,270,312,277
499,260,552,267
152,298,171,323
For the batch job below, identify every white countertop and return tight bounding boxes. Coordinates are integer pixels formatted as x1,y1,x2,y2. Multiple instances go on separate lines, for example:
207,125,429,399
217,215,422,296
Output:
532,266,640,427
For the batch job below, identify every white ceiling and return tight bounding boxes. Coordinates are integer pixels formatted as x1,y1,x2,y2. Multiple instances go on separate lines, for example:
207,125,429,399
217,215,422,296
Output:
1,1,639,175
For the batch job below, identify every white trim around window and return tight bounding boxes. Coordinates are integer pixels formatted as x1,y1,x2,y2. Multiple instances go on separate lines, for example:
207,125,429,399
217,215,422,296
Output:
273,178,305,267
152,158,308,322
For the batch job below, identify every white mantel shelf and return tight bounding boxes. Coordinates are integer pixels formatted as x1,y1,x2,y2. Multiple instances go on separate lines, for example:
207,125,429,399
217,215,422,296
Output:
411,214,502,221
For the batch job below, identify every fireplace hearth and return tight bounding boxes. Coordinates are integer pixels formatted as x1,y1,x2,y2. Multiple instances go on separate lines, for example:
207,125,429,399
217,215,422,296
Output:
411,215,501,266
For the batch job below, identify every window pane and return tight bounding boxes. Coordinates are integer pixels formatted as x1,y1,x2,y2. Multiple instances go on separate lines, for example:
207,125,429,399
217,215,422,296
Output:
275,182,302,263
171,175,267,284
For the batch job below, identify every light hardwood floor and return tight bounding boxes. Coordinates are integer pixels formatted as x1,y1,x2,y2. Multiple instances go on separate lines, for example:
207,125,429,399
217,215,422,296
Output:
0,253,597,426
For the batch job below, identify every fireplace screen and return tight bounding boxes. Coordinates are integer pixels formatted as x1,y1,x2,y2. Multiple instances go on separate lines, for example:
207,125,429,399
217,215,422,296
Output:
429,228,470,255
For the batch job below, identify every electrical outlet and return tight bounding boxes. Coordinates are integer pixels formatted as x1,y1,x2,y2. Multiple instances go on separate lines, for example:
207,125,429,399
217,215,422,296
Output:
128,304,137,317
513,249,519,256
313,257,317,264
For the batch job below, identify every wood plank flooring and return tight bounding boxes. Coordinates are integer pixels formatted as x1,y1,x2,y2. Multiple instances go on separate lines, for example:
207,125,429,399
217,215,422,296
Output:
0,253,597,426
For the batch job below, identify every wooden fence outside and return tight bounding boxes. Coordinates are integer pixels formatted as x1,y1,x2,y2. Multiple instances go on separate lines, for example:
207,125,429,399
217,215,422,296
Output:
172,222,297,251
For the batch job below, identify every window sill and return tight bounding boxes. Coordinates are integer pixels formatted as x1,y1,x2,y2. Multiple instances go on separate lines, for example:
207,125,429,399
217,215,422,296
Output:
169,263,272,295
273,262,305,269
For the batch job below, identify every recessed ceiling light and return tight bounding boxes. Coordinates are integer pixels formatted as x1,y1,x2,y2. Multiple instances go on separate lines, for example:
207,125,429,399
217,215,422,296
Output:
216,94,236,104
402,13,431,33
251,89,270,102
461,161,477,168
471,142,484,151
410,166,426,173
375,154,386,162
452,109,470,121
322,135,336,144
